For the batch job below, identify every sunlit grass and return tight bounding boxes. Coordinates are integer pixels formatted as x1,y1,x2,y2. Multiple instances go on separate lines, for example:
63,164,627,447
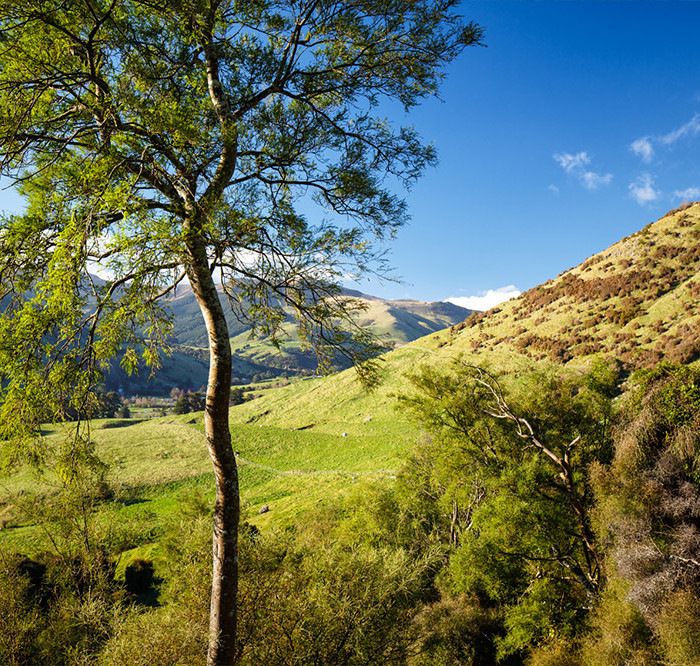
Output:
4,203,699,558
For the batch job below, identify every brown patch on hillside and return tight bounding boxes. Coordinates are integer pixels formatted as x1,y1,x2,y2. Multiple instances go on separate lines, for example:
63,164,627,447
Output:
450,203,700,369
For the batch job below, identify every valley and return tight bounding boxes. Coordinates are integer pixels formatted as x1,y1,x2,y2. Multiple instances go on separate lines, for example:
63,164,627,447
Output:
2,203,700,664
102,292,473,395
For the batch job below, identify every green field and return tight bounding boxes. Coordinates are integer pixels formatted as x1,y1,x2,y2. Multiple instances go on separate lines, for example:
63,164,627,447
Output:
0,380,417,558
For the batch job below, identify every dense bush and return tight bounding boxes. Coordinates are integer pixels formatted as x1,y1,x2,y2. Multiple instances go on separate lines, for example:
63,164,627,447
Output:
588,363,700,665
100,491,440,666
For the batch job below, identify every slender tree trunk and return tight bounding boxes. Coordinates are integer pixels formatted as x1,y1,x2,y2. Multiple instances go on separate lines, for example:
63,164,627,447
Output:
185,231,240,666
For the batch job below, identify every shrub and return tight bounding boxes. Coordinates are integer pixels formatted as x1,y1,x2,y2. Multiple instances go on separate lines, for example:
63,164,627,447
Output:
588,363,700,663
656,586,700,665
0,546,119,666
408,595,503,666
0,552,39,666
579,578,657,666
101,491,438,666
172,392,205,414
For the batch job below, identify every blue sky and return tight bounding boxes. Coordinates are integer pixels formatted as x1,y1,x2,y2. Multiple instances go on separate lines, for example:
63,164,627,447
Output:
355,1,700,308
2,2,699,310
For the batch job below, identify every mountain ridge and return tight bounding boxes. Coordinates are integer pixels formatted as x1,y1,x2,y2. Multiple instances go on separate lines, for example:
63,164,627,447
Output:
105,290,474,394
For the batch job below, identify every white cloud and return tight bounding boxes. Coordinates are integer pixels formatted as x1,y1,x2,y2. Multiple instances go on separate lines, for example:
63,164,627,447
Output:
629,173,660,205
630,137,654,162
553,151,590,173
581,171,613,190
660,113,700,145
447,285,521,312
548,184,560,195
672,186,700,201
631,113,700,163
553,151,613,190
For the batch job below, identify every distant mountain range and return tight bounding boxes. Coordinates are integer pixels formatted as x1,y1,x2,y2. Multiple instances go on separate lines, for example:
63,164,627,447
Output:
166,285,472,349
104,289,473,395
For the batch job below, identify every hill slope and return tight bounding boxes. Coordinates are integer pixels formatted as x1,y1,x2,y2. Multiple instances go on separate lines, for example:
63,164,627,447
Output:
455,200,700,367
231,201,700,430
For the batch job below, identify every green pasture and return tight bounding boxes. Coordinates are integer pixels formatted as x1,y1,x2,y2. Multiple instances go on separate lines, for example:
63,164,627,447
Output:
0,384,417,555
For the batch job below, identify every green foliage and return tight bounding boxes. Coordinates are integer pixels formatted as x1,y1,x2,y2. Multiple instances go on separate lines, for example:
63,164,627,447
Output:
579,578,657,666
408,595,505,666
0,461,138,665
656,587,700,665
237,537,435,665
0,552,37,666
230,386,246,406
525,639,583,666
0,546,119,666
588,363,700,665
95,392,124,420
100,490,439,666
629,362,700,432
172,391,205,415
396,360,619,660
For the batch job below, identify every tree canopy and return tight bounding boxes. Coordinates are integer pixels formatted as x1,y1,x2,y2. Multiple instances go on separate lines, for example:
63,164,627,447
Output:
398,361,618,660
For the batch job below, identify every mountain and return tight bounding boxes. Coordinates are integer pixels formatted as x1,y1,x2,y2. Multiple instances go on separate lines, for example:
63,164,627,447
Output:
455,200,700,368
340,290,471,345
228,201,700,429
166,285,471,348
105,289,473,394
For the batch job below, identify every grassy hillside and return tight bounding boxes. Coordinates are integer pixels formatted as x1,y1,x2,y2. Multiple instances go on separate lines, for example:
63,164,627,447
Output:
223,297,469,377
0,405,414,551
453,201,700,368
3,202,698,557
233,201,700,428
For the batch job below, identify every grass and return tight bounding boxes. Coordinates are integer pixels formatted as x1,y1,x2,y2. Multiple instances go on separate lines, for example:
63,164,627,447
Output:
0,398,416,554
3,202,699,558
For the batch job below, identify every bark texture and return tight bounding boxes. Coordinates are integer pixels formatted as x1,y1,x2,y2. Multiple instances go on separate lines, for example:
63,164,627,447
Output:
186,231,240,666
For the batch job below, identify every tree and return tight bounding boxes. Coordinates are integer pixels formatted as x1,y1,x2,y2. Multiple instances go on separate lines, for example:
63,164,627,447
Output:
397,361,617,659
173,390,206,414
230,386,246,406
96,390,123,418
0,1,483,662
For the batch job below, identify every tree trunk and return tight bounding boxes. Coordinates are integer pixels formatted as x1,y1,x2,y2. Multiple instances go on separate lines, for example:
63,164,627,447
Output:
185,232,240,666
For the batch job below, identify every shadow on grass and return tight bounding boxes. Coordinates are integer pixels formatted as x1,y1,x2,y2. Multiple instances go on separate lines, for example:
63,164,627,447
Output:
100,419,146,429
